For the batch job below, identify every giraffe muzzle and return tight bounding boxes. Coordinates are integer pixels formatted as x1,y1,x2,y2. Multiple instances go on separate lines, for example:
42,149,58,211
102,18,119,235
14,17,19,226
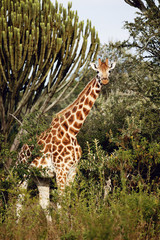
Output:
101,78,109,85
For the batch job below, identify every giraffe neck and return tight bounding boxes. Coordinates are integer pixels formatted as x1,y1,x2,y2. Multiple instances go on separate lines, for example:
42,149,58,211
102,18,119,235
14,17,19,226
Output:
52,77,102,137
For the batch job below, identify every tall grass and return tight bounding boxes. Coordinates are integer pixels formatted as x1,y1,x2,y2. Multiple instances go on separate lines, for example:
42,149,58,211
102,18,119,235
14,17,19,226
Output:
0,138,160,239
0,184,159,240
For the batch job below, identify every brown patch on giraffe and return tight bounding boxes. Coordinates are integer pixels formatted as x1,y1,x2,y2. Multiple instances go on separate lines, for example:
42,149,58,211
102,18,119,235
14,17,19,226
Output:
23,144,28,151
53,151,59,157
95,82,100,88
53,145,57,151
59,179,65,184
65,166,69,171
79,104,83,109
86,86,91,95
83,107,90,117
69,161,74,165
64,157,70,163
32,159,39,167
78,152,81,159
76,111,83,121
53,117,59,123
60,116,65,122
61,148,70,157
72,106,77,113
51,129,56,135
96,89,100,94
44,144,52,153
56,156,63,164
38,139,44,145
26,149,31,157
65,111,71,118
58,155,63,161
66,132,70,138
89,100,93,108
41,158,47,165
53,137,61,145
61,163,65,168
67,145,72,151
62,135,70,145
69,127,79,135
46,133,52,143
57,128,65,138
58,144,63,152
68,115,75,125
61,121,69,131
80,96,85,103
73,122,82,129
84,98,89,105
52,123,59,129
90,90,97,99
42,135,48,141
30,145,34,151
56,159,61,164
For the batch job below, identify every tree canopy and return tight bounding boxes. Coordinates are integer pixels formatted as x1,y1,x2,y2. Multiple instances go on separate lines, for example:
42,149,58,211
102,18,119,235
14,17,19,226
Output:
124,0,159,12
0,0,99,148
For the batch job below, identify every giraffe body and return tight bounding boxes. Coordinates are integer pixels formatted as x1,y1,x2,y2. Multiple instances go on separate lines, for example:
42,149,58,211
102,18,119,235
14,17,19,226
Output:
17,58,116,222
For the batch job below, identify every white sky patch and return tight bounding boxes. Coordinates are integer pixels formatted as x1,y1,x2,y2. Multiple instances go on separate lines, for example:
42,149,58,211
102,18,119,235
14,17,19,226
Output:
52,0,137,43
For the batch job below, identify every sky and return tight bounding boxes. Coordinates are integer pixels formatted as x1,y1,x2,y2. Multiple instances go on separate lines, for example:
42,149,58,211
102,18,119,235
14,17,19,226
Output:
52,0,138,44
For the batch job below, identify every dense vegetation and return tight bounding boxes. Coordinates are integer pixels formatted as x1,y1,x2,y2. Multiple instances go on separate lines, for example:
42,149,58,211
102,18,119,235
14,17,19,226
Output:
0,0,99,160
0,0,160,239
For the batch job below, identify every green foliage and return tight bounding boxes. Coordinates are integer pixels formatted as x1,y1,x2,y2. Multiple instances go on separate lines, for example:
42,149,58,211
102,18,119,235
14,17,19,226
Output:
0,178,160,239
14,110,53,180
123,4,160,106
107,130,160,190
124,9,160,63
0,1,160,238
0,0,99,152
0,124,160,239
78,37,160,151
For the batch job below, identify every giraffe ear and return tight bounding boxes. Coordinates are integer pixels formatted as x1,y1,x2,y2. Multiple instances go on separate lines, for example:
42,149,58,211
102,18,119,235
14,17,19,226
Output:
109,62,116,70
98,58,102,66
105,58,109,66
90,62,98,71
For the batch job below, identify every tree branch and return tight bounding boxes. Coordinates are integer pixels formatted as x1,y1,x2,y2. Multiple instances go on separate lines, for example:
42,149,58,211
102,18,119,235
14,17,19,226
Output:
124,0,147,12
9,113,22,126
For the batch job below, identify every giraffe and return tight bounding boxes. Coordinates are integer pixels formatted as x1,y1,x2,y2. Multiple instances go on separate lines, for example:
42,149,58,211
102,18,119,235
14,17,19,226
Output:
17,58,116,222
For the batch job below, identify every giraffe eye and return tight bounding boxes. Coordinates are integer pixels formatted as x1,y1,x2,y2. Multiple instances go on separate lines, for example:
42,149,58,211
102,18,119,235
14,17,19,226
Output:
96,71,99,74
109,70,111,73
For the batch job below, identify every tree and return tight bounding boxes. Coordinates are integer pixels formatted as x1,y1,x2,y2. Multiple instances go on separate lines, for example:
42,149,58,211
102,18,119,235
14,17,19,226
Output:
122,0,160,106
124,0,159,12
0,0,99,151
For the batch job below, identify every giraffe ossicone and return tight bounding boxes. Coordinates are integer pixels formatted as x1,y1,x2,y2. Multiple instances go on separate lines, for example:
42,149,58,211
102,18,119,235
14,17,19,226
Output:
17,58,116,222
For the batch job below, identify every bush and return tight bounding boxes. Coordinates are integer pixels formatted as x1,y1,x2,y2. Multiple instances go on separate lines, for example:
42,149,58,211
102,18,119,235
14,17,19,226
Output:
0,183,159,240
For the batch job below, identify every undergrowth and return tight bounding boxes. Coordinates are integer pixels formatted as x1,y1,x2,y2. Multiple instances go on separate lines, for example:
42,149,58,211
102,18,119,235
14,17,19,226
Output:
0,183,159,240
0,117,160,239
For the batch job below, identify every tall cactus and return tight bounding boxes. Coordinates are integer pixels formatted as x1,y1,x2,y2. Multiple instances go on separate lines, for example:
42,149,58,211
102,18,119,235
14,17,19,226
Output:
0,0,99,146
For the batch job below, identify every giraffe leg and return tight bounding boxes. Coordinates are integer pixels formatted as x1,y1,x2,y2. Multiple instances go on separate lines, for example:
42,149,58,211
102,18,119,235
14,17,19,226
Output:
66,165,77,187
16,180,28,221
55,169,68,209
36,178,52,223
55,165,77,209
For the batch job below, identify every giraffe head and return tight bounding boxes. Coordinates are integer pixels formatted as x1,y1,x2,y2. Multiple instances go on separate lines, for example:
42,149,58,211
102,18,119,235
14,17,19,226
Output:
90,58,116,85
